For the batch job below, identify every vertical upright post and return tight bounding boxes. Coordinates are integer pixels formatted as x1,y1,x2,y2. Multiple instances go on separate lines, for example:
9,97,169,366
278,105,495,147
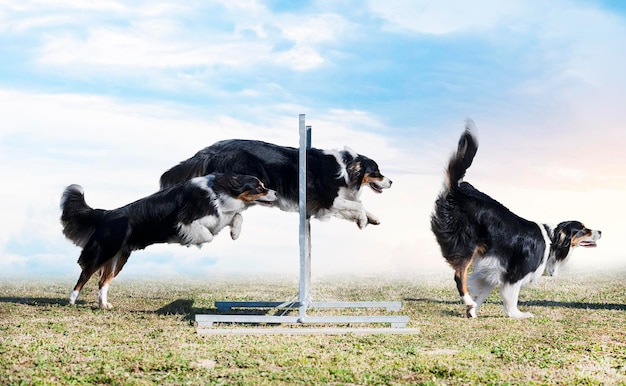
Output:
298,114,312,319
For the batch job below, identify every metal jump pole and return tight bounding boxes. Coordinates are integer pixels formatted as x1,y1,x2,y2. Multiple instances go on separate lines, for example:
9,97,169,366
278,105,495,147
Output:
195,114,411,334
298,114,312,320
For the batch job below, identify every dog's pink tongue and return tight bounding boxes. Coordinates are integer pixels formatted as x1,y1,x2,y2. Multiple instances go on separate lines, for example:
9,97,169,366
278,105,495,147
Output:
369,183,383,193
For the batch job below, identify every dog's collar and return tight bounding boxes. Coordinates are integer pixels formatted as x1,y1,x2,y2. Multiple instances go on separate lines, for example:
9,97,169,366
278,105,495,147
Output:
205,175,215,189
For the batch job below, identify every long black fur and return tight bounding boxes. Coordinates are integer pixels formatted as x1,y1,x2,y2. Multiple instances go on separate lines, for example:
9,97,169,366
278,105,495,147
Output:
61,173,276,309
160,139,392,228
431,121,601,318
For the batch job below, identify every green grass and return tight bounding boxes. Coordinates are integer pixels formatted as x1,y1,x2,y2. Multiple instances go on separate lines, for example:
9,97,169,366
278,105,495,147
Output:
1,272,625,385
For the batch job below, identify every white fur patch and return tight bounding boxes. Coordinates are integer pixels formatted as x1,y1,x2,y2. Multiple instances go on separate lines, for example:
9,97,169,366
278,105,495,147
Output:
176,178,250,246
501,281,533,318
98,284,112,309
533,222,552,280
215,195,246,213
324,149,350,184
189,176,216,193
468,222,551,318
373,176,392,190
230,213,243,240
69,290,80,305
177,216,217,245
462,293,476,307
471,255,506,287
313,191,369,228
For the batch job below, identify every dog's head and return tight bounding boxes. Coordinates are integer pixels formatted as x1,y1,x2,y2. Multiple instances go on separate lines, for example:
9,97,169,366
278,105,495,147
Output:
546,221,601,276
213,173,277,206
346,153,392,194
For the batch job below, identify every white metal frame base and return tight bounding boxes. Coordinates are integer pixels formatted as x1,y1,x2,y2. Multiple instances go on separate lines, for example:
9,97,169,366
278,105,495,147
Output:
197,327,420,336
195,114,410,331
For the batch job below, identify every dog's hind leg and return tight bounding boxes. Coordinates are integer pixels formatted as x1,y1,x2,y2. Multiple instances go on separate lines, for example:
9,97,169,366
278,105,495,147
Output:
453,259,477,318
468,272,496,315
501,281,533,318
97,252,130,309
453,246,487,318
69,268,98,305
69,247,102,305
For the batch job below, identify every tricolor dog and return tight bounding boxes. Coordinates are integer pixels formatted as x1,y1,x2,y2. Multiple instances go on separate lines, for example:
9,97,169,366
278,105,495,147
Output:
61,173,276,309
160,139,392,229
431,121,601,318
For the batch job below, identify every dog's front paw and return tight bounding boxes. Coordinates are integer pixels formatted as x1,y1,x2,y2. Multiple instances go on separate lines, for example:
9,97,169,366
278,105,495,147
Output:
230,213,243,240
367,216,380,226
99,302,113,310
466,305,477,318
366,211,380,226
509,311,534,319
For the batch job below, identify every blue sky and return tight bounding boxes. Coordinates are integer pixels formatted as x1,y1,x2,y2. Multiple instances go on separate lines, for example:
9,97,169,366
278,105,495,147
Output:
1,0,625,280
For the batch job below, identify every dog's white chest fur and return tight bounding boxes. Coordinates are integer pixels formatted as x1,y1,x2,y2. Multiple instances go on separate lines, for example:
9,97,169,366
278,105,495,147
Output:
177,215,220,245
176,196,244,246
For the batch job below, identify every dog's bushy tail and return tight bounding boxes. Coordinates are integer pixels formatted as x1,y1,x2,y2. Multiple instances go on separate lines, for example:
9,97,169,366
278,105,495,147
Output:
445,119,479,190
60,185,102,249
160,147,216,189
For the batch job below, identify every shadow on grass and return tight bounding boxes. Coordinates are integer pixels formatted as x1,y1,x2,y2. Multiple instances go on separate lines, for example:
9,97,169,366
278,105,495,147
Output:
153,299,298,324
404,298,458,305
520,300,626,311
0,296,66,306
403,298,464,317
403,297,626,312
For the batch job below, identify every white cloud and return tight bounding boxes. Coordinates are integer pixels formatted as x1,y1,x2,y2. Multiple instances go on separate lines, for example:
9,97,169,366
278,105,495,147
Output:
16,2,345,75
368,0,526,34
38,28,274,70
274,45,325,71
278,13,348,44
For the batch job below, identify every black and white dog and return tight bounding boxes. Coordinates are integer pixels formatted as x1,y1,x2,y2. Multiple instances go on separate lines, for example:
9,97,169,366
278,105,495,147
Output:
61,173,276,309
160,139,392,229
431,122,601,318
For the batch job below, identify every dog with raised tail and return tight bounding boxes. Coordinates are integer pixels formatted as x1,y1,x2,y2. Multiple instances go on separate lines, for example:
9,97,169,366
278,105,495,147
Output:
431,121,601,318
61,173,276,309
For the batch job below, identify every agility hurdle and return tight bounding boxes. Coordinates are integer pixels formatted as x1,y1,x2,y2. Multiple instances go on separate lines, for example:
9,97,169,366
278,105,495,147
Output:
196,114,412,334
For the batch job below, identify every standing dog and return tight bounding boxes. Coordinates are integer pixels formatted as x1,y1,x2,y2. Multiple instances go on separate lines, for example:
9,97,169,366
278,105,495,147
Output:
431,122,601,318
61,173,276,309
160,139,392,229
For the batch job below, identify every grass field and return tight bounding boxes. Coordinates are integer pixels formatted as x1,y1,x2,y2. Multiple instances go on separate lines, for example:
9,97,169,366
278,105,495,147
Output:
1,271,625,385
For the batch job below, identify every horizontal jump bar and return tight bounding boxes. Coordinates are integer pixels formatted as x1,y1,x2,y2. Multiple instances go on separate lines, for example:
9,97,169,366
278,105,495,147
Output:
215,301,402,312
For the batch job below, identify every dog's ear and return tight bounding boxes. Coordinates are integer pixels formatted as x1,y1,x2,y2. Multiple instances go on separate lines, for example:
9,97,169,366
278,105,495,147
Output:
553,222,580,249
555,229,570,248
551,227,573,261
347,161,362,187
